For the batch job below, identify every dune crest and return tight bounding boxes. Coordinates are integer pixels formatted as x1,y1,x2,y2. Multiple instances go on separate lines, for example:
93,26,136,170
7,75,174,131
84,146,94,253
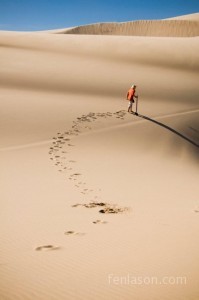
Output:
54,19,199,37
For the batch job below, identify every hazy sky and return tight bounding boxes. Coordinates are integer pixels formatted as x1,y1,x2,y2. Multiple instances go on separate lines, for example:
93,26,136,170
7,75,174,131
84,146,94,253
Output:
0,0,199,31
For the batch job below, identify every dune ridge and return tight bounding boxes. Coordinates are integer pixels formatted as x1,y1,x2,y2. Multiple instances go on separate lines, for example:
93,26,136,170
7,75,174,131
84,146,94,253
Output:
54,19,199,37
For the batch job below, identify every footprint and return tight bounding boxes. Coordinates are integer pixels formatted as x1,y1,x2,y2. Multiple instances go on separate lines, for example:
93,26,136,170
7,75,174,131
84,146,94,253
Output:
72,173,81,176
64,231,85,236
93,220,108,224
83,202,106,208
71,204,81,207
72,202,107,209
35,245,60,251
99,207,127,214
99,208,117,214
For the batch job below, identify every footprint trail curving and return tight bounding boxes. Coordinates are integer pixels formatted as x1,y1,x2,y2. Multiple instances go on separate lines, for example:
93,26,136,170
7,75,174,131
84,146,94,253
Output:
48,110,128,203
45,110,129,248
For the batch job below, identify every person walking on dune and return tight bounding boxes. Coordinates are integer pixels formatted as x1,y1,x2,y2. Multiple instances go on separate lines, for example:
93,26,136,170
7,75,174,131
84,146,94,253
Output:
126,84,138,114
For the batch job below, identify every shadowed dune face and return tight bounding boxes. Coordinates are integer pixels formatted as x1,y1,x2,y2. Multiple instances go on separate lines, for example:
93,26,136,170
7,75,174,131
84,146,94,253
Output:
55,19,199,37
0,32,199,102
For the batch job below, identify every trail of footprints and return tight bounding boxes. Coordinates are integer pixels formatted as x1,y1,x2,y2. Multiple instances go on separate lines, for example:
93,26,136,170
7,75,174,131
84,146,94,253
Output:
35,111,128,251
48,110,127,197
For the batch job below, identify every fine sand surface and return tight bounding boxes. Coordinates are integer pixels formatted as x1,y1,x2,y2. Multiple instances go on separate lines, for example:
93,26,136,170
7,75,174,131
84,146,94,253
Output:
0,13,199,300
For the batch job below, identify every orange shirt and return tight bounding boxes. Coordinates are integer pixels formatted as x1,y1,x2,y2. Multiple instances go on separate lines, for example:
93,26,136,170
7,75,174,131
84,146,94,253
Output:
127,88,135,101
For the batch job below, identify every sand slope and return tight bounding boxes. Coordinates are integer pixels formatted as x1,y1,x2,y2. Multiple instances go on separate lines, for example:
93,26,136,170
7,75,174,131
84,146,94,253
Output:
0,13,199,300
166,12,199,21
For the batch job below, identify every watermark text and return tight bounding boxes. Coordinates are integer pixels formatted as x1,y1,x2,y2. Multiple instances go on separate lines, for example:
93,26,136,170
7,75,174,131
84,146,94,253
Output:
108,274,187,285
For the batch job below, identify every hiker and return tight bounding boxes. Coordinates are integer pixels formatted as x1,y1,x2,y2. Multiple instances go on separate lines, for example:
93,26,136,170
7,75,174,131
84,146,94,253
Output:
126,84,138,113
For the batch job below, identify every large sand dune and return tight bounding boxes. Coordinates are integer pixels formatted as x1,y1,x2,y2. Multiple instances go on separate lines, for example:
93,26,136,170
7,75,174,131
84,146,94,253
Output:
0,13,199,300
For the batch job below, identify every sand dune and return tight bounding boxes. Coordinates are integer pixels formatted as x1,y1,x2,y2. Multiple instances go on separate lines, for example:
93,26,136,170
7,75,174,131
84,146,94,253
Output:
0,13,199,300
54,17,199,37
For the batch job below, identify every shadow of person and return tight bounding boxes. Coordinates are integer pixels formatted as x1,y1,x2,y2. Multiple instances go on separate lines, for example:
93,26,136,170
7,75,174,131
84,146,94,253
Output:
132,112,199,148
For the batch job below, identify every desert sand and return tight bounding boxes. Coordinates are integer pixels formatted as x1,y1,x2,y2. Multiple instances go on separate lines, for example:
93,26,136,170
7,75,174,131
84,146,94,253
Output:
0,13,199,300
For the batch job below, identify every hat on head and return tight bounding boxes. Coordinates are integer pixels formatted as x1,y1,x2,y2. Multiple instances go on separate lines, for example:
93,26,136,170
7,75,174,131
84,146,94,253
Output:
131,84,136,88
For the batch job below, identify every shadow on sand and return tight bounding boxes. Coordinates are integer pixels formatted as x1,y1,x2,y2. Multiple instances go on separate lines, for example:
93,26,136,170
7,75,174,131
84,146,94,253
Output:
132,112,199,148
